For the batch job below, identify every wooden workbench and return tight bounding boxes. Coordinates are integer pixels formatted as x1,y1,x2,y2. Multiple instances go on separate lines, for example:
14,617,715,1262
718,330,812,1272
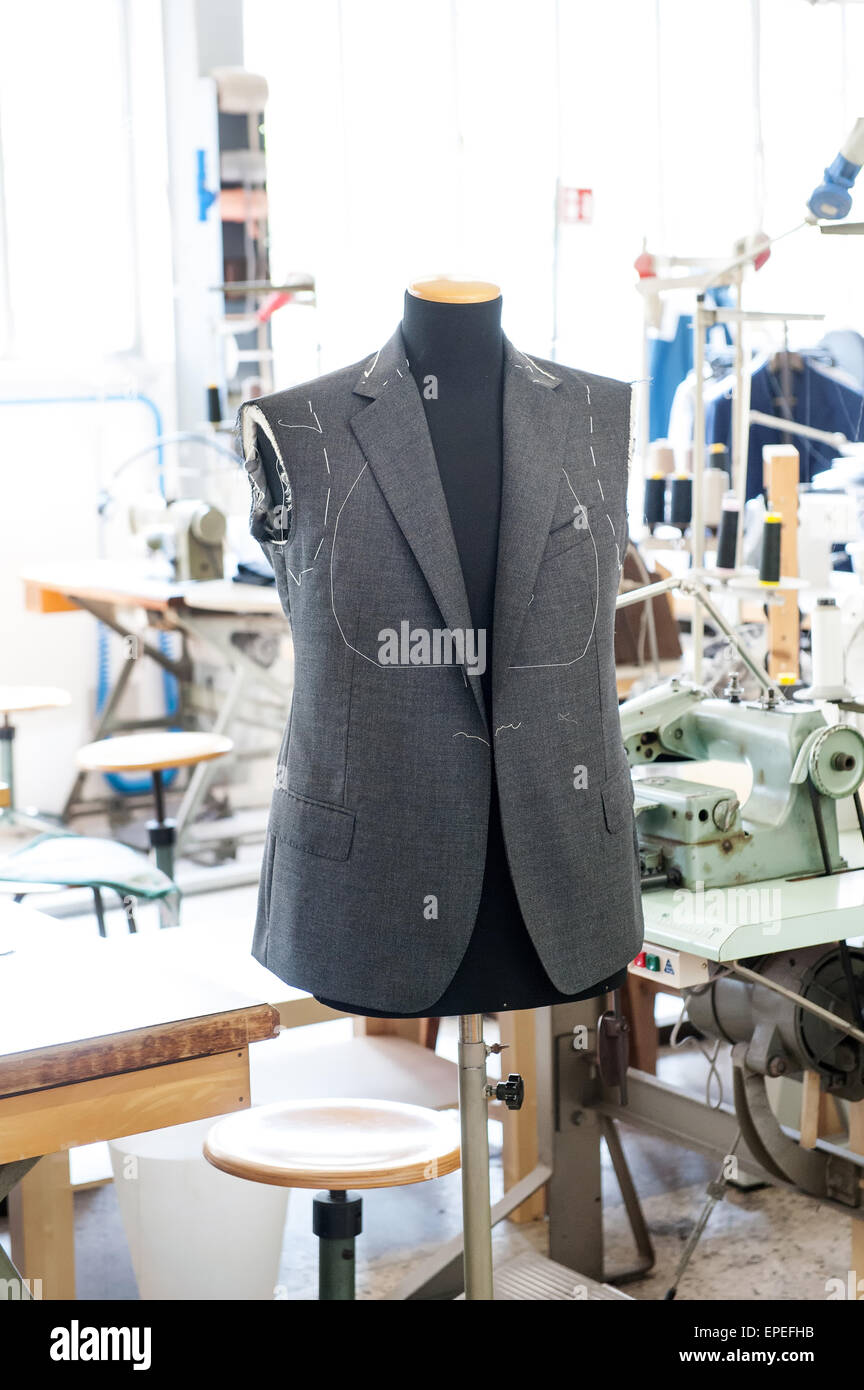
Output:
0,902,343,1298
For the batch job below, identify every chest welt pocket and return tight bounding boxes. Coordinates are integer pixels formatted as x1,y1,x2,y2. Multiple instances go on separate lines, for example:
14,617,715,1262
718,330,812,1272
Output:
601,765,635,834
270,787,356,860
542,514,596,564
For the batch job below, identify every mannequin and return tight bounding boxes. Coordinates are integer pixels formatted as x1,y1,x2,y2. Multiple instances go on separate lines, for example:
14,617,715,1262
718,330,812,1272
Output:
317,278,628,1018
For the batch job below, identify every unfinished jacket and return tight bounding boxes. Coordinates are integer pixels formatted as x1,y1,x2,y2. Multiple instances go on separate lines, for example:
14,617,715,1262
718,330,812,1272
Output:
241,327,644,1013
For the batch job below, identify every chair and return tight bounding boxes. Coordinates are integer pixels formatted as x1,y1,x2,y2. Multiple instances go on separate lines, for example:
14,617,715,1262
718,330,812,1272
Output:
76,731,233,884
204,1098,461,1300
0,834,176,934
0,686,71,832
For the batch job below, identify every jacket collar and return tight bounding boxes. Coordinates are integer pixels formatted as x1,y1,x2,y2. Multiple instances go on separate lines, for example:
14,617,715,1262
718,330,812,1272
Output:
352,328,562,399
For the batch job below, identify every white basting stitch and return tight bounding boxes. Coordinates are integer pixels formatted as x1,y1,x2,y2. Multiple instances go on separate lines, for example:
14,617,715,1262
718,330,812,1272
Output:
511,470,599,669
495,722,522,736
453,731,490,746
558,712,578,724
363,347,382,379
578,380,625,573
287,566,313,585
323,487,330,527
279,417,322,432
312,535,325,561
519,349,557,381
323,447,330,474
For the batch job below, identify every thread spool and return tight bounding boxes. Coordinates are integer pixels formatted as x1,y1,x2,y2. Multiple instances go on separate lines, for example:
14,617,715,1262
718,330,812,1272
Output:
643,475,666,531
206,384,223,425
708,442,730,474
669,475,692,528
702,466,728,530
810,597,847,697
759,512,782,586
647,440,676,477
716,495,740,572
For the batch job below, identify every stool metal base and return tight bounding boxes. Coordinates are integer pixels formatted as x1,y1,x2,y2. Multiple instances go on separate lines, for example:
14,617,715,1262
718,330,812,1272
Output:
313,1191,362,1300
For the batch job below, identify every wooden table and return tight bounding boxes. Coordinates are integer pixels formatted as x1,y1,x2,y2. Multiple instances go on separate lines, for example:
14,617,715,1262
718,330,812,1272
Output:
21,561,291,847
0,902,343,1298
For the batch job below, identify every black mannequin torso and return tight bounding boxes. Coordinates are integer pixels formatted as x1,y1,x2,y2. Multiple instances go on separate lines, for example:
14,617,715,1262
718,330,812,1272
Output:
317,292,627,1017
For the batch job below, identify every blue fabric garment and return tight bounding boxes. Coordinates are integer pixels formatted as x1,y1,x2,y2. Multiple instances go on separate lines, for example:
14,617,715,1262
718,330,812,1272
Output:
649,313,692,441
705,357,864,500
649,289,735,441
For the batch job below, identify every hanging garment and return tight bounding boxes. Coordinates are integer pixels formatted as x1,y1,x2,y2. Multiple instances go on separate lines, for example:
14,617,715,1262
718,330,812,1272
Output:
649,312,694,442
705,355,864,500
241,327,643,1014
649,291,734,442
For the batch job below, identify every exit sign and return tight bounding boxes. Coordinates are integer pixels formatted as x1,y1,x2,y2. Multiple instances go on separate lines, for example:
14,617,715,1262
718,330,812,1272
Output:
558,186,594,224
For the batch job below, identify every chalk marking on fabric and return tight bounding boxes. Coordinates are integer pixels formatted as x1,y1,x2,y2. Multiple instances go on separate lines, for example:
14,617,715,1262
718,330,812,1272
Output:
510,469,599,670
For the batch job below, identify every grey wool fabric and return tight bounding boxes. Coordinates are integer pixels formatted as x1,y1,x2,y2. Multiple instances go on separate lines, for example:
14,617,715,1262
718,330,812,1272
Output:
241,327,644,1013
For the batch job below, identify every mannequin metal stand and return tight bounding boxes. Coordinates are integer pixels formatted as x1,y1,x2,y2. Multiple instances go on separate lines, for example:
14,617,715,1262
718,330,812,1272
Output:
458,1013,525,1300
458,1014,494,1298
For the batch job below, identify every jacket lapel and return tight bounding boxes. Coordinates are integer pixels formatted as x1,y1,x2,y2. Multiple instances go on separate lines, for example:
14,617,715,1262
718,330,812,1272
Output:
351,328,486,728
492,339,579,694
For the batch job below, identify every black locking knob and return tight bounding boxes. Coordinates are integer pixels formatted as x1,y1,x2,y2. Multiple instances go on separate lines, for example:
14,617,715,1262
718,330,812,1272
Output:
495,1073,525,1111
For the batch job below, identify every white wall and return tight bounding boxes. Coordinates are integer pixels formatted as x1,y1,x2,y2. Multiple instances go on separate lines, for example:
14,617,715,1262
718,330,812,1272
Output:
245,0,864,382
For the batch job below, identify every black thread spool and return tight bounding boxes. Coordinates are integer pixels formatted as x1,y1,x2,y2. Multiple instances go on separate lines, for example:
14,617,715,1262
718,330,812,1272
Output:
644,474,666,532
708,441,730,475
759,512,782,586
716,495,740,572
669,474,692,530
206,384,223,424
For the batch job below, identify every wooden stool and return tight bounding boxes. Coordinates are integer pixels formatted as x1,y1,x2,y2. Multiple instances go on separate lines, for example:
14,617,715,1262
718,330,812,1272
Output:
0,686,71,832
204,1098,461,1299
76,732,233,897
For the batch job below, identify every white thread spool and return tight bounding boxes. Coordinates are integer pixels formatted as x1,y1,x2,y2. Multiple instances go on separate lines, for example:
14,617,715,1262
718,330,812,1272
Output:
810,597,847,697
647,440,676,477
702,467,728,530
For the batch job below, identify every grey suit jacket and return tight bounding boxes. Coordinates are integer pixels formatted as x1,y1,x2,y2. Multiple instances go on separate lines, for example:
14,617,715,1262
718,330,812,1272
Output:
241,327,644,1012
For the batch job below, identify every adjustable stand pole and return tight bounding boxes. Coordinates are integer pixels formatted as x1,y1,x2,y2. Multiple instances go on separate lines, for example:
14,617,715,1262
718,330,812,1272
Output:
458,1013,494,1299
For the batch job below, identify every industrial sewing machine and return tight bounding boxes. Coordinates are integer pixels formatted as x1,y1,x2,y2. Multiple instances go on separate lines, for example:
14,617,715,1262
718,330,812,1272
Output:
622,676,864,890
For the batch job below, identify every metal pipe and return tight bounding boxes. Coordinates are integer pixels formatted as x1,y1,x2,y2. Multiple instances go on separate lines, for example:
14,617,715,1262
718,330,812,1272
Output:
457,1013,494,1300
692,298,706,681
686,580,774,693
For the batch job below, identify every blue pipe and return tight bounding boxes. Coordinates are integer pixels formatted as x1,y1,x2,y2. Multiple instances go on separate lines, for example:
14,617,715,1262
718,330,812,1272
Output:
0,392,179,795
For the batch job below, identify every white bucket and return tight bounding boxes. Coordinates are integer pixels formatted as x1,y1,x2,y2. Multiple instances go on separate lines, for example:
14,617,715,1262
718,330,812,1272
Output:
109,1117,289,1301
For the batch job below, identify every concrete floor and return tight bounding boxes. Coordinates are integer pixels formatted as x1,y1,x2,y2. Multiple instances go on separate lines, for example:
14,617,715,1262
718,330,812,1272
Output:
1,865,858,1302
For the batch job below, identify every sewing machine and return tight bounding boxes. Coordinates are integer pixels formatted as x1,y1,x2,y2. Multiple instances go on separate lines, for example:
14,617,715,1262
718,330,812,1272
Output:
622,677,864,891
128,496,227,581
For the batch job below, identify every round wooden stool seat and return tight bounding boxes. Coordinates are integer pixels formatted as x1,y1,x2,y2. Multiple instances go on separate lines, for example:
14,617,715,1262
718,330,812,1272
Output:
0,686,71,715
76,731,233,773
204,1098,461,1191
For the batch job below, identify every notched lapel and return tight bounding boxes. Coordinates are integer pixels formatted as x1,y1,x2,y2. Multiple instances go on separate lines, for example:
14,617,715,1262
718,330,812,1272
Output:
493,345,589,693
350,330,486,727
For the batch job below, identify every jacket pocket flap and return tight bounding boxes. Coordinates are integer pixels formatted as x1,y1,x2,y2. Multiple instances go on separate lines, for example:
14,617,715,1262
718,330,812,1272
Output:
270,788,356,860
601,765,635,834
